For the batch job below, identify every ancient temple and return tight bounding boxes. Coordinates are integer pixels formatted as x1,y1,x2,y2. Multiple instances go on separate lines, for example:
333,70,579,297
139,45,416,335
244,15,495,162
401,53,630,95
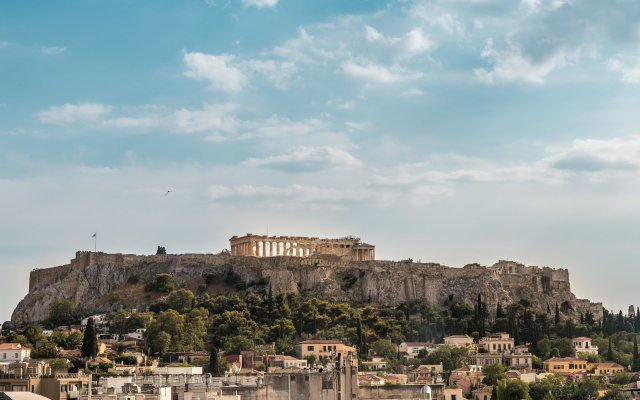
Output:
229,234,375,261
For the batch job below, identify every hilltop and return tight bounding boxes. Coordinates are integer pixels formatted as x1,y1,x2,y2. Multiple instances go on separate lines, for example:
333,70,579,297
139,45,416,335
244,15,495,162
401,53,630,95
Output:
11,250,602,326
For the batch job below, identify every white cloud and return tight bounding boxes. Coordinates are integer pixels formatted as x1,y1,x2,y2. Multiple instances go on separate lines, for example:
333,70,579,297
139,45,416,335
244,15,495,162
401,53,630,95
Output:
607,58,640,84
242,146,362,171
209,183,371,204
545,136,640,173
475,39,577,84
204,115,330,142
342,60,422,84
241,59,297,89
183,52,248,92
241,0,278,9
405,28,433,54
402,88,424,96
37,103,112,125
40,47,66,56
364,26,401,45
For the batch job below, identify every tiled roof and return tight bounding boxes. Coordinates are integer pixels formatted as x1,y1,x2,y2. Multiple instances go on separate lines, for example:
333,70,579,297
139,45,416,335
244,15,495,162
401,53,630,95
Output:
0,343,24,350
297,339,345,344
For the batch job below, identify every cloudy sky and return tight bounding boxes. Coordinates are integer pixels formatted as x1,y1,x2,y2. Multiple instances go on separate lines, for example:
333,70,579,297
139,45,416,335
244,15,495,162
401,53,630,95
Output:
2,0,640,322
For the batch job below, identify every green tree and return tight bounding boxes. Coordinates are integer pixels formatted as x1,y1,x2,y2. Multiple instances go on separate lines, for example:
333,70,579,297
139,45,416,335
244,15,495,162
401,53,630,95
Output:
424,346,469,372
633,335,639,372
81,317,98,359
150,331,171,356
224,336,254,354
482,364,507,386
48,299,76,328
31,339,60,358
65,330,84,349
144,273,175,293
497,378,530,400
602,389,632,400
156,246,167,255
370,339,397,360
166,289,195,314
209,346,221,376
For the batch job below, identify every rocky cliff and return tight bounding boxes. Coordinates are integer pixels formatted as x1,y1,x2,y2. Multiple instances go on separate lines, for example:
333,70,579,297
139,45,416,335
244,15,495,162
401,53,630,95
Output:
11,251,603,326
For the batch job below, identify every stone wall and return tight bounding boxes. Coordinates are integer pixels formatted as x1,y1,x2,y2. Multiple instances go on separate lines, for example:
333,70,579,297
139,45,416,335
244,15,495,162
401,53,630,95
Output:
11,251,603,326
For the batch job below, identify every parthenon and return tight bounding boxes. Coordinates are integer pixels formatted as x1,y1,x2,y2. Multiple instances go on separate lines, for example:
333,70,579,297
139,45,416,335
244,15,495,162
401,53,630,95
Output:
229,234,375,261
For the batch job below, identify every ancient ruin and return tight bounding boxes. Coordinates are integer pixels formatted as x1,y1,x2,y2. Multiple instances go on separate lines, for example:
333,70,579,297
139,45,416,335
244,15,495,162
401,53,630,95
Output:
229,234,375,261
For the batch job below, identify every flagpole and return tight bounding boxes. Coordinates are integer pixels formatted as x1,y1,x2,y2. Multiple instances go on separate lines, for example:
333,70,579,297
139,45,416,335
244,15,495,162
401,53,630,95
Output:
94,234,96,252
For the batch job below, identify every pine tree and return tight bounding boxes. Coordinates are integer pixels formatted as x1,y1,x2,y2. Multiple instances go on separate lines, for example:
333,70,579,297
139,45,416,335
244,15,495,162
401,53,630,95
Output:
633,336,639,372
81,317,98,359
210,346,220,376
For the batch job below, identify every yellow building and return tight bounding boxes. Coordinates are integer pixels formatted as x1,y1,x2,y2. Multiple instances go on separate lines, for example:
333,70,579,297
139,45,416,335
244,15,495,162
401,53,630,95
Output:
543,357,588,373
295,339,357,364
588,362,625,376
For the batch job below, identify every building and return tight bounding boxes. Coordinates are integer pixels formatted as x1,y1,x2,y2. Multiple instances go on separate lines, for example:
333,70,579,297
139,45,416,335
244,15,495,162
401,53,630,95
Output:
0,370,87,400
443,335,474,349
444,387,464,400
265,355,308,371
295,340,357,364
360,357,387,371
543,357,588,374
503,346,532,369
588,362,625,377
0,345,30,366
470,353,503,367
229,234,375,261
472,385,493,400
398,342,434,359
573,337,599,357
478,333,514,354
409,364,444,384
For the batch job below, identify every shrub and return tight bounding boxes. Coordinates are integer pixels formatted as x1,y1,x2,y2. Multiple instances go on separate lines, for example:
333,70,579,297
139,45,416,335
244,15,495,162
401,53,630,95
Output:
144,273,176,293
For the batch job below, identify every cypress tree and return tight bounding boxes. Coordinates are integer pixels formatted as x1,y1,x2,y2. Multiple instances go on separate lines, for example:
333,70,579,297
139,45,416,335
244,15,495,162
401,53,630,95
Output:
81,317,98,359
555,302,560,326
356,317,364,356
607,337,614,361
633,336,639,372
210,346,220,376
496,302,505,319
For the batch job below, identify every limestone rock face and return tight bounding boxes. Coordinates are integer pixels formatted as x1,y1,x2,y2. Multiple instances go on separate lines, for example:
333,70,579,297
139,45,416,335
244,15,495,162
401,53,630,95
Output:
11,252,603,326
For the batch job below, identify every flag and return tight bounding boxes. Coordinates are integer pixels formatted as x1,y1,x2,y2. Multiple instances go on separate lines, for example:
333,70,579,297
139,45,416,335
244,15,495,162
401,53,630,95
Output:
92,233,96,238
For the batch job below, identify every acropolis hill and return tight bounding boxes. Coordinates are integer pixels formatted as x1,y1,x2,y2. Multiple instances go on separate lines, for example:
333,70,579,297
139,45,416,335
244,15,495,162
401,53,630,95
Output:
10,234,603,326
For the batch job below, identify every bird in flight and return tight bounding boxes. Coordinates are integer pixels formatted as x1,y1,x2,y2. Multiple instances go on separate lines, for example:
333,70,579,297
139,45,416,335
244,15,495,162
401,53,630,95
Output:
165,190,173,196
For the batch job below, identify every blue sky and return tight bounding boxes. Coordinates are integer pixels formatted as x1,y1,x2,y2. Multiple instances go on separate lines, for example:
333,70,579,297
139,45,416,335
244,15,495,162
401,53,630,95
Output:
2,0,640,322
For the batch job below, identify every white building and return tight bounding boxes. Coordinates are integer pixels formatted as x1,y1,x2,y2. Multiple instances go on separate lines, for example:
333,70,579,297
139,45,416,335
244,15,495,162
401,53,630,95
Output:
0,344,31,365
399,342,435,359
478,333,514,354
573,337,599,356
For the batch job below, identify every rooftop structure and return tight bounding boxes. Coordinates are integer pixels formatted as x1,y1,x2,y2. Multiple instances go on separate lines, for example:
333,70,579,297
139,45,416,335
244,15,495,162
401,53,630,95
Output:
229,234,375,261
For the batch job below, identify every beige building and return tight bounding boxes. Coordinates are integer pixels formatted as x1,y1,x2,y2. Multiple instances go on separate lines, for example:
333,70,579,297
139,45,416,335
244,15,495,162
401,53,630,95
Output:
295,340,357,364
443,335,474,349
229,234,375,260
444,387,464,400
478,333,514,354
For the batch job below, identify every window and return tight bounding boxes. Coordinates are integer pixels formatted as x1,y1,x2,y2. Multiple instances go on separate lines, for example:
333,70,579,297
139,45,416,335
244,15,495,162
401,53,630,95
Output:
452,395,457,400
307,346,314,351
3,353,6,359
15,352,19,358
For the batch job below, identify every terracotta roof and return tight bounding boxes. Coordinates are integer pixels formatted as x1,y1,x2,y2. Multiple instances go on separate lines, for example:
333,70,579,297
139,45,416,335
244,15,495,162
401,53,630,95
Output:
544,357,583,363
0,343,24,350
573,337,592,341
297,339,345,345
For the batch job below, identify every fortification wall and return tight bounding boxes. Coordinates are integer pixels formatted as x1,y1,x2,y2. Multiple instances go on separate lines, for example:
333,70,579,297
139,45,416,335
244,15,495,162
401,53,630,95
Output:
12,252,603,326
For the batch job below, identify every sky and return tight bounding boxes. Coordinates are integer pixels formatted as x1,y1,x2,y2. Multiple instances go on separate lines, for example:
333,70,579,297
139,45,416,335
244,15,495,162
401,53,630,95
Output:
2,0,640,322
